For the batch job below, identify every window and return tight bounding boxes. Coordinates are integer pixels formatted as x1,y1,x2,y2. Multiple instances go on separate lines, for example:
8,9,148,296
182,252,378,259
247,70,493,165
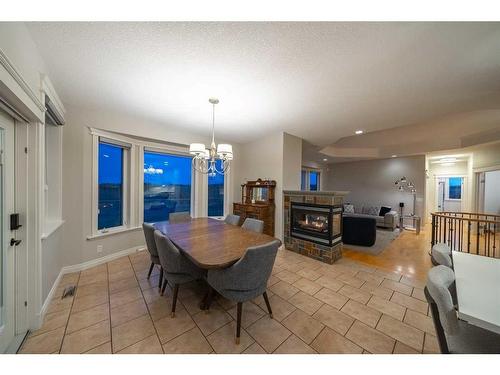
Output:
98,142,126,230
143,151,192,223
448,177,462,200
208,160,224,217
309,171,320,191
301,168,321,191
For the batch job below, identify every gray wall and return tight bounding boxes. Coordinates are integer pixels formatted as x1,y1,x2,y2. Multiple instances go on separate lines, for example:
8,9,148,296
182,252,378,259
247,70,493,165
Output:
325,155,426,217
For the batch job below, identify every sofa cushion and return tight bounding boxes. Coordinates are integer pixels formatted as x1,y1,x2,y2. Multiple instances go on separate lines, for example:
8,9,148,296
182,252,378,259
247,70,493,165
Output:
379,206,392,216
362,206,380,216
343,204,354,214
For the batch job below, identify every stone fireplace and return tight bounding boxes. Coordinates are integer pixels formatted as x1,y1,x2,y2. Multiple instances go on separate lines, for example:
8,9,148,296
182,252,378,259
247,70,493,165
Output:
284,190,348,264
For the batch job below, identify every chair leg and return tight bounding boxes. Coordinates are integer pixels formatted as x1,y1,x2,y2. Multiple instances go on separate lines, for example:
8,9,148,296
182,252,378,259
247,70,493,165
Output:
204,286,214,312
262,291,273,319
171,284,179,318
235,302,242,345
147,263,154,279
158,267,163,290
161,279,168,296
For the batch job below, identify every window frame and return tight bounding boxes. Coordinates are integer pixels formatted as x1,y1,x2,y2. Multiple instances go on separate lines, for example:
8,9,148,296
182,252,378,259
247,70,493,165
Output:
142,147,194,223
445,177,463,201
89,127,231,239
301,167,321,192
94,137,131,235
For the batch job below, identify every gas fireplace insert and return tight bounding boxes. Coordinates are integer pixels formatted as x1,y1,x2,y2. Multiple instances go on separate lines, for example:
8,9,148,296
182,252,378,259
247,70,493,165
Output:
290,202,342,246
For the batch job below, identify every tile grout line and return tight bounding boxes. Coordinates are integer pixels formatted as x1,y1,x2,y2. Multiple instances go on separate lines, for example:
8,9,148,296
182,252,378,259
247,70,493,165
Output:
129,257,166,354
106,262,113,353
58,271,82,353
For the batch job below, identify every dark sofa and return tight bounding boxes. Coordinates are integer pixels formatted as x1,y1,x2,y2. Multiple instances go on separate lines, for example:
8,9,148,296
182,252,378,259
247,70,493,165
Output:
342,215,377,247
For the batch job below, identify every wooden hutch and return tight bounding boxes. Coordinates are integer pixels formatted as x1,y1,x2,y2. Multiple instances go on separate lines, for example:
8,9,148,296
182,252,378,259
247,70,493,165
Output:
233,179,276,236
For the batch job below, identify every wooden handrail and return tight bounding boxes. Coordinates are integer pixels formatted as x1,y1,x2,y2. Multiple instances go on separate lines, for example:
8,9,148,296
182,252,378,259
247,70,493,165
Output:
431,212,500,225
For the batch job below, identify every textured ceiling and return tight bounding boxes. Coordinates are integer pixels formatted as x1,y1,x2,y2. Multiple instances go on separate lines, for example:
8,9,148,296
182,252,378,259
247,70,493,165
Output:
27,22,500,146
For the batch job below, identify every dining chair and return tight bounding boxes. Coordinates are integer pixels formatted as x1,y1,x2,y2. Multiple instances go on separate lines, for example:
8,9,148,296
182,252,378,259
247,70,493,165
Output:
206,239,281,344
142,223,163,291
431,245,453,268
241,218,264,233
153,230,206,317
169,211,191,223
224,214,240,226
425,265,500,353
431,242,452,267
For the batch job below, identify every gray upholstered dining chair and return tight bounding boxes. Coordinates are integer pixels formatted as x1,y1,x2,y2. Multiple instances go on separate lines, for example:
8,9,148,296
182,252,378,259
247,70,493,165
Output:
206,239,281,344
431,244,453,268
241,218,264,233
169,211,191,223
224,214,240,226
142,223,163,291
425,265,500,353
153,230,206,317
431,242,452,267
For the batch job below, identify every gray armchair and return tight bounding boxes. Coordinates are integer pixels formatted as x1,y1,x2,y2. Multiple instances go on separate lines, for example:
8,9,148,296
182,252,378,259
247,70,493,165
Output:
142,223,163,291
207,239,281,344
153,230,206,317
425,265,500,353
224,214,240,226
169,211,191,223
241,218,264,233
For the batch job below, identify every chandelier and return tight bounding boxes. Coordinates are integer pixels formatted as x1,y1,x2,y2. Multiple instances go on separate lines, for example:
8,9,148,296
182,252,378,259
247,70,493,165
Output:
189,98,233,176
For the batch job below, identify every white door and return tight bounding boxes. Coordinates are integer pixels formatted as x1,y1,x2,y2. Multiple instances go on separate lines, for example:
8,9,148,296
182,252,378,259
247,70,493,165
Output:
0,110,18,352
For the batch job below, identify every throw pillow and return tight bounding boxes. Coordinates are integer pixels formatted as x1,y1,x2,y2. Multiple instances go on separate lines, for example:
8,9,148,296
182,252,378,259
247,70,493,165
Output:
364,206,380,216
344,204,354,214
379,206,392,216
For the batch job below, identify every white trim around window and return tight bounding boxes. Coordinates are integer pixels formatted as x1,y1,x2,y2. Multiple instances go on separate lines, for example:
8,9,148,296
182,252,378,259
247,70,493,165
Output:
301,167,321,192
88,127,232,239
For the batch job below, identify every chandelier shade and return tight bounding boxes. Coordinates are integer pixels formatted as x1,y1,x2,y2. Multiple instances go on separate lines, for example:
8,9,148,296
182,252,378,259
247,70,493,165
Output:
189,143,206,155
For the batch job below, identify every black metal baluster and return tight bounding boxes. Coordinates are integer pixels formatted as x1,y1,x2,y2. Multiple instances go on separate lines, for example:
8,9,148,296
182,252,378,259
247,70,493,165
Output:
467,221,471,253
476,221,480,255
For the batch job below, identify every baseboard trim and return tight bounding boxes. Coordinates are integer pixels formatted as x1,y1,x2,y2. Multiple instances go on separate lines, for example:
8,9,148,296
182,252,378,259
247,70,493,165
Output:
37,245,146,327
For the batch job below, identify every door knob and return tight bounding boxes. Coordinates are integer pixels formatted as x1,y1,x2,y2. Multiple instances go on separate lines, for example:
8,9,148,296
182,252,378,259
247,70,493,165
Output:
10,238,21,246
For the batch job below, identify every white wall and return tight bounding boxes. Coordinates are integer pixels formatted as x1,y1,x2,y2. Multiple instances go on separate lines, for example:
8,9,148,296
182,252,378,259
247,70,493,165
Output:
484,170,500,215
472,142,500,170
282,133,302,191
326,156,426,217
237,132,284,238
236,131,302,240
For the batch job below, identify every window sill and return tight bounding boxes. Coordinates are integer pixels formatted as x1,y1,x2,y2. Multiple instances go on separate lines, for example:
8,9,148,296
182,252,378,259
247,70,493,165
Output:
87,226,142,240
41,219,65,240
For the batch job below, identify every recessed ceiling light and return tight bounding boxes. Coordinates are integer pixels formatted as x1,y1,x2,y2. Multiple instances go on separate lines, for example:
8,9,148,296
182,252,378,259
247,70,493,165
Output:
391,155,397,158
355,130,363,135
323,158,328,162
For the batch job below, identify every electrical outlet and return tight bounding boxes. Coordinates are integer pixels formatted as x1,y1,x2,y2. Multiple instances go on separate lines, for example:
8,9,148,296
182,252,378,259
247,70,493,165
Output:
97,245,103,254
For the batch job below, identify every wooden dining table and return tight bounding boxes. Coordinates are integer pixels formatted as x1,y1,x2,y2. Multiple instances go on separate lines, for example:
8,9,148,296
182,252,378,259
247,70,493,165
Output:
154,217,281,269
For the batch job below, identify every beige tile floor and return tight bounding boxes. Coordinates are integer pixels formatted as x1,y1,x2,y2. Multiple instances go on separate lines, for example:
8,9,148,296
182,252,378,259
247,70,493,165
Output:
19,248,439,354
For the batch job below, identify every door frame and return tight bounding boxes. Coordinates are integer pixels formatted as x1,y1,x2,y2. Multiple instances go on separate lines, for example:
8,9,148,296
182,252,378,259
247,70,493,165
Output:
434,174,468,213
